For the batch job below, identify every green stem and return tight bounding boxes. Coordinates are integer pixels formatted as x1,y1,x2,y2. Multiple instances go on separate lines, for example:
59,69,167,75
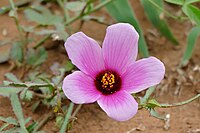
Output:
34,0,114,47
71,104,82,118
33,34,51,49
32,91,53,99
60,102,74,133
57,0,69,24
90,18,110,26
65,0,114,26
159,93,200,108
140,87,155,104
8,0,25,42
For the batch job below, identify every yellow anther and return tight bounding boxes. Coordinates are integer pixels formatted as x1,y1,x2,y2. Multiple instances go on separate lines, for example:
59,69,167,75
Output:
101,72,115,89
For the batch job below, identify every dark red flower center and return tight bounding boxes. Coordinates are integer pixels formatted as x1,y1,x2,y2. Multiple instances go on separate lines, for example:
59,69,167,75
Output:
95,70,121,95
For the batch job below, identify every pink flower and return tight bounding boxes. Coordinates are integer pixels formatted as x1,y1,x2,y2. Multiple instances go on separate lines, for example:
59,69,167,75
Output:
62,23,165,121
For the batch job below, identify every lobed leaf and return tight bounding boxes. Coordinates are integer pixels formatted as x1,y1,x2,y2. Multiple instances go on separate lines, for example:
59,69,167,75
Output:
20,89,33,101
141,0,178,45
101,0,149,57
26,47,48,66
4,73,21,83
33,47,48,66
24,7,63,26
10,42,23,63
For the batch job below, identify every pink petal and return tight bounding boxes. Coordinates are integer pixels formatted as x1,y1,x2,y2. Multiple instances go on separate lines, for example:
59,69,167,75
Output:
102,23,139,74
62,71,101,104
65,32,105,78
97,91,138,121
122,57,165,93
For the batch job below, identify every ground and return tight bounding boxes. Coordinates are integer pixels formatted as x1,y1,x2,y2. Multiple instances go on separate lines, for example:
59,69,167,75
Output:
0,0,200,133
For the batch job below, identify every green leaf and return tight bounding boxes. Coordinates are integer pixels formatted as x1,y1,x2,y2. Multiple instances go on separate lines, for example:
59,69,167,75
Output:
0,116,18,125
183,4,200,26
34,47,48,66
0,123,10,131
164,0,184,5
101,0,149,57
0,86,24,97
21,25,35,33
8,10,16,18
147,99,161,108
52,68,66,86
3,81,54,88
141,0,178,45
150,109,167,120
25,117,32,124
31,101,40,112
64,60,74,72
65,1,86,12
5,73,21,83
26,48,36,65
26,47,47,66
24,7,63,25
185,0,200,5
26,121,38,132
181,26,200,66
10,93,28,133
56,115,64,128
55,22,69,41
0,127,21,133
10,42,23,63
140,87,155,104
0,6,10,15
20,89,33,101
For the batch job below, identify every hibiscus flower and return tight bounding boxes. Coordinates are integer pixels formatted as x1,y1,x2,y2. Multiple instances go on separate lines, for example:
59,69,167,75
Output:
62,23,165,121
